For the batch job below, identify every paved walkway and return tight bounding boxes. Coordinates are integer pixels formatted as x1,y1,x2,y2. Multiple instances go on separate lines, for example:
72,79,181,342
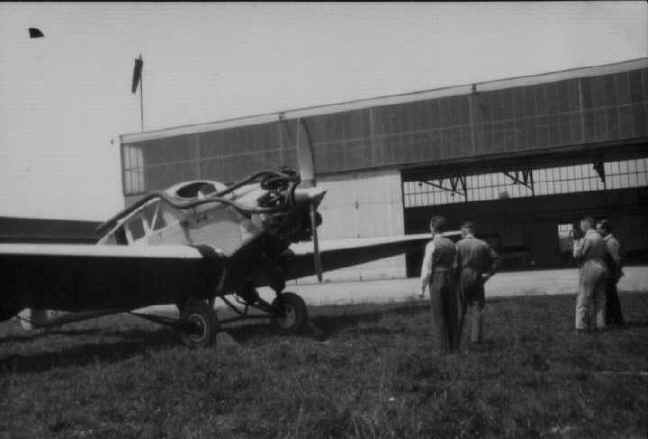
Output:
260,266,648,306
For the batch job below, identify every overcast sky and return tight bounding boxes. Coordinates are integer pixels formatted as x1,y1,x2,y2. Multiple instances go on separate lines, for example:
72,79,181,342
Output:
1,2,646,220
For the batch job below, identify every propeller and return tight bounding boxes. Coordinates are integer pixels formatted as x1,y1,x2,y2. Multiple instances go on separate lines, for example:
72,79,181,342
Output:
295,118,324,282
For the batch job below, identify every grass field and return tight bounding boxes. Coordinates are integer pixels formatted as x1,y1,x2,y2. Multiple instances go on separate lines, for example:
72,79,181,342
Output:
1,292,647,438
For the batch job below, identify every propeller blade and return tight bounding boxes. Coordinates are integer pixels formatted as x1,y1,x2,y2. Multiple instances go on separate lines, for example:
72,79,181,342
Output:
309,202,323,282
294,118,322,281
296,118,315,187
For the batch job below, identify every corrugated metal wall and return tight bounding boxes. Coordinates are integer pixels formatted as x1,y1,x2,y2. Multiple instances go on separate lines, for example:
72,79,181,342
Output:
126,120,299,192
121,66,648,197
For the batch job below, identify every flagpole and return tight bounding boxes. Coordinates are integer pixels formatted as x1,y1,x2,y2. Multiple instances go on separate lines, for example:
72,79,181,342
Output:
139,54,144,131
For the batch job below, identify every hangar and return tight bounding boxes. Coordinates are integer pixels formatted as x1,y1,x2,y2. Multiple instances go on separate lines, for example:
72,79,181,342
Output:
119,58,648,282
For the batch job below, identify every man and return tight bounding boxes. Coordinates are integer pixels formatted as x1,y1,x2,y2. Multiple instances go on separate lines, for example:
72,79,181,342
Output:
419,216,458,354
572,216,609,332
455,221,499,349
596,219,624,326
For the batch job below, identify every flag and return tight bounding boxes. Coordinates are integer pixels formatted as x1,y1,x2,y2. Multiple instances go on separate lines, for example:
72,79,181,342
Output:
28,28,44,38
131,55,143,94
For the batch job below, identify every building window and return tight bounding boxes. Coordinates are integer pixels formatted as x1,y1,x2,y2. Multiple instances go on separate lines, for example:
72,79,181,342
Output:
126,216,146,241
403,157,648,208
122,144,145,195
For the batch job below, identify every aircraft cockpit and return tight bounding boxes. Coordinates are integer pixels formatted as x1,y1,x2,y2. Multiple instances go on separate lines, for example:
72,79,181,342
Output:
98,198,182,246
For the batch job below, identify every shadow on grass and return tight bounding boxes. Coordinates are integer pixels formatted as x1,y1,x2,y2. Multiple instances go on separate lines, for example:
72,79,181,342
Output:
0,328,105,346
5,298,643,376
0,328,179,375
229,301,428,343
621,319,648,329
0,302,429,375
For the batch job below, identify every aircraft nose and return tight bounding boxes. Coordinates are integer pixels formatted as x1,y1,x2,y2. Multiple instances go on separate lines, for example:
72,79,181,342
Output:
293,187,327,208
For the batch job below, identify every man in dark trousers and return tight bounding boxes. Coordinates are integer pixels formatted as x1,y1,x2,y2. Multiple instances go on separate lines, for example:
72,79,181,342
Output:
419,216,458,354
455,221,499,349
596,219,625,326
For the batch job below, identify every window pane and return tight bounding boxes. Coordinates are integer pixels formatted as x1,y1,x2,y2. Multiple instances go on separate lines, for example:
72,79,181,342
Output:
128,217,146,240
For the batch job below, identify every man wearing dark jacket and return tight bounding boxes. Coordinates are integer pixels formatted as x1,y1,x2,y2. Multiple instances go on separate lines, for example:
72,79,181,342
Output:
455,221,499,349
596,219,625,326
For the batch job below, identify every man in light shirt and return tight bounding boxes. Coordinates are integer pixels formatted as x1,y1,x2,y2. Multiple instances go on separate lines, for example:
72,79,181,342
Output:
419,216,458,354
572,216,609,332
596,219,624,326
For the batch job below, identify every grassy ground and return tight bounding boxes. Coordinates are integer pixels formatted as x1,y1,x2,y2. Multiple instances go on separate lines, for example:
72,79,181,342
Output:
1,292,647,439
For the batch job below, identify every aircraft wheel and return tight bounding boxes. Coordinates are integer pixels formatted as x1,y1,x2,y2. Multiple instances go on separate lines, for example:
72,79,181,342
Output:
271,292,308,333
178,301,219,348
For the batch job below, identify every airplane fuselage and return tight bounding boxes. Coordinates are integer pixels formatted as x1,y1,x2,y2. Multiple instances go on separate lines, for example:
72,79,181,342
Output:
7,170,325,326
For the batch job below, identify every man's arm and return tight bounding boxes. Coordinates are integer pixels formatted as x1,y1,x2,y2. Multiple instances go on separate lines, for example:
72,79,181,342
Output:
483,246,499,281
607,239,621,266
608,238,623,279
488,246,500,276
420,241,435,297
573,235,590,260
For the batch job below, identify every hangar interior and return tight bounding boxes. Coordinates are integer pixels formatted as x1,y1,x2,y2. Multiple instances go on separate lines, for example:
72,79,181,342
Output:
119,58,648,282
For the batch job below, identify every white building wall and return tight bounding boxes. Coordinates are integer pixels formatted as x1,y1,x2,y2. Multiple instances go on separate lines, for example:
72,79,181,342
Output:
292,168,406,284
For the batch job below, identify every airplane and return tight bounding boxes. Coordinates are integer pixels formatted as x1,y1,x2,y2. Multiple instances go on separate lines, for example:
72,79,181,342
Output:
1,148,460,348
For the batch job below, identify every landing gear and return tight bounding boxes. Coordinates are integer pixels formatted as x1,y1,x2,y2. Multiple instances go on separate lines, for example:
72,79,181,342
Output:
178,300,219,348
271,292,308,333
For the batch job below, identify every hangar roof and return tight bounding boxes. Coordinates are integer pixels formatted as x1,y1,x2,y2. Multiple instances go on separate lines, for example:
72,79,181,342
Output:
121,57,648,144
119,57,648,196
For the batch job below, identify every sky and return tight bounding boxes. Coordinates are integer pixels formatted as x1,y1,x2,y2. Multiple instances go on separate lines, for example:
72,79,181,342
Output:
1,2,646,221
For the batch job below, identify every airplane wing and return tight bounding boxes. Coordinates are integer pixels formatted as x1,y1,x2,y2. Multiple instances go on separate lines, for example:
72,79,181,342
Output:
1,231,457,318
0,243,223,316
282,232,461,281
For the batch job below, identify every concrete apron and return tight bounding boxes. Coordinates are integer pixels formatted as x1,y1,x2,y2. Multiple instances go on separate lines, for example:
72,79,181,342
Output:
265,266,648,307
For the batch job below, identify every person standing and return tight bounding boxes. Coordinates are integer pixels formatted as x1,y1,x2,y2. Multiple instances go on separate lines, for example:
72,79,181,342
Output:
419,216,459,354
572,216,609,332
596,219,625,326
455,221,499,349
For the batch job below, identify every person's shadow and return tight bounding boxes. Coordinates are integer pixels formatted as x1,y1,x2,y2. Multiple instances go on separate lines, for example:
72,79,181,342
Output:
0,302,430,375
0,327,178,375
